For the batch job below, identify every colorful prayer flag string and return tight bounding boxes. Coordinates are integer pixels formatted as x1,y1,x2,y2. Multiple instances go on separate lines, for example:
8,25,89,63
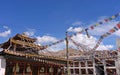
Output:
101,22,120,38
87,13,120,30
71,12,120,38
91,22,120,53
41,12,120,50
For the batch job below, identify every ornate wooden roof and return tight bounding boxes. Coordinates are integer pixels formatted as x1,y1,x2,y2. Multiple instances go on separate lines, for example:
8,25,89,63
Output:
0,33,70,66
0,34,47,54
1,49,66,66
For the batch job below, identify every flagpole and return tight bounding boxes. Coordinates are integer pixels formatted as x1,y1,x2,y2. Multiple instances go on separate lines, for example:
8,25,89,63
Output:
66,31,70,75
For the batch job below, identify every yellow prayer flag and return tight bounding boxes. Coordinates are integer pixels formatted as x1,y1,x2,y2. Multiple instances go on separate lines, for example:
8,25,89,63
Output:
111,16,115,19
95,23,99,26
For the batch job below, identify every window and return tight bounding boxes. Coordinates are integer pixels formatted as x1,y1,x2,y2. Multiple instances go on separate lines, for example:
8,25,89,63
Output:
74,62,79,67
88,69,93,74
75,69,79,74
81,69,86,74
87,61,93,67
70,69,73,74
81,62,85,67
106,60,115,67
70,62,73,67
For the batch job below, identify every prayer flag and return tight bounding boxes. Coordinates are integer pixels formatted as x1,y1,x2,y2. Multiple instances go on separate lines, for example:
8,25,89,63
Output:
78,31,82,34
100,36,104,39
106,32,111,36
48,44,52,46
104,19,109,22
59,39,64,42
109,29,115,33
85,28,89,31
99,22,103,24
102,33,108,37
73,33,77,36
94,25,97,27
111,16,115,19
109,17,112,20
117,23,120,29
95,23,99,26
95,44,99,49
90,26,94,29
114,27,119,30
118,47,120,52
69,35,73,38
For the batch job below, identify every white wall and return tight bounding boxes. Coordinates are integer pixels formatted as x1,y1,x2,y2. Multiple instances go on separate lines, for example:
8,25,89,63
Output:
0,56,6,75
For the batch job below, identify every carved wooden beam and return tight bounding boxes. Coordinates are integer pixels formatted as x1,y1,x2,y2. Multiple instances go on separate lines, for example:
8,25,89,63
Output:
10,38,47,50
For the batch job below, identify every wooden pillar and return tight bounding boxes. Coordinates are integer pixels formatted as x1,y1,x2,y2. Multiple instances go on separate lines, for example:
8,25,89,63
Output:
85,61,88,75
54,66,58,75
56,67,58,75
50,66,53,75
22,64,25,75
14,63,16,75
53,66,55,75
73,62,75,75
79,61,81,75
93,58,96,75
45,65,47,75
51,66,53,75
103,60,107,75
38,66,40,75
13,44,16,51
30,65,32,75
37,67,39,75
61,66,64,75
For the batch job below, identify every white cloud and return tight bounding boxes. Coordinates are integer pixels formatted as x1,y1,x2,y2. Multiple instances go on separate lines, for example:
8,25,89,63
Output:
114,30,120,36
0,26,11,37
3,26,9,29
70,34,114,50
42,33,114,51
45,42,66,52
67,27,83,32
24,31,34,36
36,35,58,44
71,34,95,48
35,35,67,51
35,31,114,51
72,21,82,26
24,28,35,36
97,45,114,50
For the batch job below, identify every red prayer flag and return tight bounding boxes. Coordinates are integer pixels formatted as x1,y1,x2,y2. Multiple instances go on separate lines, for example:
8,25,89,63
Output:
117,23,120,29
109,29,115,33
90,26,94,29
118,47,120,52
104,19,109,22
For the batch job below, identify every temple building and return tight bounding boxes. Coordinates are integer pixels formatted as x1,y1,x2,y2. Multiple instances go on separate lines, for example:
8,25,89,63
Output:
0,34,67,75
1,33,120,75
69,50,119,75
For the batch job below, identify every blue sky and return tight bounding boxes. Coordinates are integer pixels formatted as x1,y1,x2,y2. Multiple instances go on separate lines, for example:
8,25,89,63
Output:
0,0,120,50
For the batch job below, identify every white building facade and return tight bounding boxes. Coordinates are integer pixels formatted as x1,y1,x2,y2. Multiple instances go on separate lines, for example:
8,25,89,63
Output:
0,56,6,75
69,50,119,75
